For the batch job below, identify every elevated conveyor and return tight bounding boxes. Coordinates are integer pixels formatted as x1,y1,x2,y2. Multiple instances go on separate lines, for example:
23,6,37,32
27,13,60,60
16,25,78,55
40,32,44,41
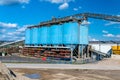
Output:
90,49,107,56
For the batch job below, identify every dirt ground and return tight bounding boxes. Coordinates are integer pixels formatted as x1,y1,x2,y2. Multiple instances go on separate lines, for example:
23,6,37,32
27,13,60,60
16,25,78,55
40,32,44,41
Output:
10,55,120,80
11,68,120,80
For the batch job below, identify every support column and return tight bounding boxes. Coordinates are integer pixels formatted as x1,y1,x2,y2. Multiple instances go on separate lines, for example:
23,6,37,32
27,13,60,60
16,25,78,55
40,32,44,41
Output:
81,44,83,60
78,44,80,59
78,21,81,59
70,47,73,63
87,45,90,58
79,20,89,60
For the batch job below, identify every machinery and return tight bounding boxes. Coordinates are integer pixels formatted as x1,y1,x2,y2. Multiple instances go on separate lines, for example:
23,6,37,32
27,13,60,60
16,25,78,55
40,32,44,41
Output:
112,46,120,54
111,41,120,55
23,12,120,63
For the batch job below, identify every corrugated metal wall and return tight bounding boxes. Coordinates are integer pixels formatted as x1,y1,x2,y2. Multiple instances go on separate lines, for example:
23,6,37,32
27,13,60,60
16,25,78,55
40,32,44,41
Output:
79,24,89,44
50,25,62,44
25,28,31,45
39,26,49,44
32,28,39,45
25,21,89,45
63,22,79,44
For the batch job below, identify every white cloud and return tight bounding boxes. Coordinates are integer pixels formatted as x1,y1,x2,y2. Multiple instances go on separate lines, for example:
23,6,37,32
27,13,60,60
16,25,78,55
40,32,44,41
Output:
102,30,120,39
1,35,6,38
50,0,63,4
7,32,14,36
116,35,120,38
0,24,31,41
59,3,69,10
7,31,22,36
102,30,108,34
89,36,99,41
19,0,29,4
105,21,120,26
117,15,120,17
73,6,82,11
103,33,120,39
0,0,30,6
0,22,29,41
0,34,24,41
40,0,74,4
0,22,17,28
1,29,6,33
40,0,74,10
21,37,25,40
91,38,99,41
103,33,114,37
73,8,78,11
39,0,63,3
7,25,30,36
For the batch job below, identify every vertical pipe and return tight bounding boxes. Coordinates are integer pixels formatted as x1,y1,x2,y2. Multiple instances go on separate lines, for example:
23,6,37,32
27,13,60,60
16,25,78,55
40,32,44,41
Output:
70,46,73,63
87,45,89,58
81,44,83,60
78,45,80,59
78,21,81,59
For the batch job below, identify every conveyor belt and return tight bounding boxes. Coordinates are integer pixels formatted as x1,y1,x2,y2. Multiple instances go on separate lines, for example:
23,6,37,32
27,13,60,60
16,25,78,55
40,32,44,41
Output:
90,49,107,56
28,12,120,28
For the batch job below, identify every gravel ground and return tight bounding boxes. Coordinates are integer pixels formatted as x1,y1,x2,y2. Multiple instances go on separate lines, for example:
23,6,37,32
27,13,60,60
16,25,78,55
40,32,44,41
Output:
8,55,120,80
2,58,119,80
5,55,120,70
12,69,120,80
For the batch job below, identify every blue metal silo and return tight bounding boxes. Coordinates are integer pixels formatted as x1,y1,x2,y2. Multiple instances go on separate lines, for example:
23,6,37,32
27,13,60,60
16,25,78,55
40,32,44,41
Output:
38,27,41,45
30,28,33,45
47,26,51,45
63,22,79,44
39,26,49,45
50,25,62,45
25,28,31,45
32,28,39,45
79,21,89,44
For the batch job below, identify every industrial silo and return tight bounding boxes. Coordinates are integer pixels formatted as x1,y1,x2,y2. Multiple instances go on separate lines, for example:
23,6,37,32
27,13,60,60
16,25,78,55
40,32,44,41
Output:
25,28,31,45
24,16,90,63
50,25,63,45
63,22,79,45
32,28,39,45
37,27,41,45
39,26,49,45
79,20,89,44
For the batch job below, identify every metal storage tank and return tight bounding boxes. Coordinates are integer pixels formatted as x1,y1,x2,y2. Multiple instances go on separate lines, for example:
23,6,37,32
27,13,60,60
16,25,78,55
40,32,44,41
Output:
39,26,49,44
30,28,33,45
63,22,79,44
79,21,89,44
32,28,39,45
37,27,41,45
50,25,62,44
25,28,31,45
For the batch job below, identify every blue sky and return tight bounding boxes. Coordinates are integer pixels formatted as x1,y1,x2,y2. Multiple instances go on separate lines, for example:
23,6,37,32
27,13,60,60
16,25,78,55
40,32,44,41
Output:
0,0,120,41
